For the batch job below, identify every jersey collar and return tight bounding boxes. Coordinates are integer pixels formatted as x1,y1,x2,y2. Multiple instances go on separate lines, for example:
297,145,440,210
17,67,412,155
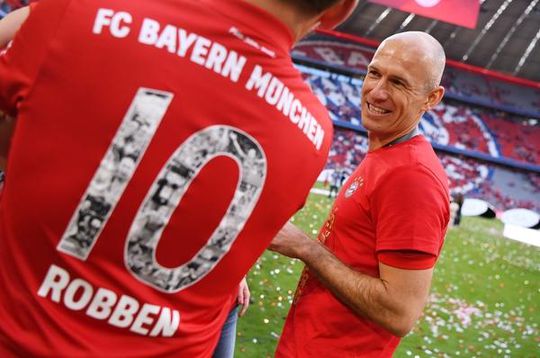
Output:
201,0,295,56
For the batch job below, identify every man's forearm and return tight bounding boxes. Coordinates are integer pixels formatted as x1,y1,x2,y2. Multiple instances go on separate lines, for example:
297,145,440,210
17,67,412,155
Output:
270,222,432,336
299,240,415,336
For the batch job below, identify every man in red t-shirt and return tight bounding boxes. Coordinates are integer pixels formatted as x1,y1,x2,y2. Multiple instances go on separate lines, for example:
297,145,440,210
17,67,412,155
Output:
271,31,450,357
0,0,359,356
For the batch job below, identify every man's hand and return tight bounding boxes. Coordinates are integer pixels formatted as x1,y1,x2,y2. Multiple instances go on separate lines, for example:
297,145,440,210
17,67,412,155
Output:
268,221,317,259
237,276,250,317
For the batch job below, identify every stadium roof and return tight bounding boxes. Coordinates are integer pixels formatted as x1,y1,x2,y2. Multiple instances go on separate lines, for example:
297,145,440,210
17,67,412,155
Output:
337,0,540,83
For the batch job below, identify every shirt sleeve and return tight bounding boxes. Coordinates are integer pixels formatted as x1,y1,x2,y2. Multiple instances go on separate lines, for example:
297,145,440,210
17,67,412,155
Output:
0,0,69,116
378,250,437,270
372,164,450,257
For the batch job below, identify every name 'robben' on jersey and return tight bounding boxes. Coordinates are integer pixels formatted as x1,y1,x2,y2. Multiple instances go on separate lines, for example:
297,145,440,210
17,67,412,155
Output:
38,265,180,337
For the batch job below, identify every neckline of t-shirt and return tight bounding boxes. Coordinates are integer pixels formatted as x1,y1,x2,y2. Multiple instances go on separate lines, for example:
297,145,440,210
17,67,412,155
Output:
368,134,424,155
201,0,294,57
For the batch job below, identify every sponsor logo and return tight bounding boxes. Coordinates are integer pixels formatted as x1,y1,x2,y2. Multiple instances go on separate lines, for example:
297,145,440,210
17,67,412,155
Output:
345,176,363,198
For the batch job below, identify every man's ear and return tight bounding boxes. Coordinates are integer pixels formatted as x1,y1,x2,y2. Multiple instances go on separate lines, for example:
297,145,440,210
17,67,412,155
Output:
319,0,358,30
423,86,445,111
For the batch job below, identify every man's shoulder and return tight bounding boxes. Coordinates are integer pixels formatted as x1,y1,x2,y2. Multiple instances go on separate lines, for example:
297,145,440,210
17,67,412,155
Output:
400,136,445,173
375,137,448,191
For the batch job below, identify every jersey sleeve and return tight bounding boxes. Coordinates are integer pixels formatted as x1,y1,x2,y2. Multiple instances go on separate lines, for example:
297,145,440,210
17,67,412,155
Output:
0,0,69,116
372,164,450,257
377,250,437,270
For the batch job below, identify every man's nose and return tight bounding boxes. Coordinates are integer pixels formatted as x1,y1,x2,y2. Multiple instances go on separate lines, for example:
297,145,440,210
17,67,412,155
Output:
370,80,390,101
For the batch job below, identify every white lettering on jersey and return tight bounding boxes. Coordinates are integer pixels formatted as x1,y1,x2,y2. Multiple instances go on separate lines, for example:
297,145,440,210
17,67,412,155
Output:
64,279,93,310
150,307,179,337
87,288,118,319
135,18,247,83
37,265,180,337
91,12,324,151
138,18,160,45
177,29,198,57
130,304,161,335
246,65,325,150
155,25,178,54
93,8,132,38
37,264,70,302
108,295,139,328
191,37,212,65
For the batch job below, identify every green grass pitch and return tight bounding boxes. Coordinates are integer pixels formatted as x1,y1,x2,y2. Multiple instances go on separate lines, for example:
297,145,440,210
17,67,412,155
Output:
234,192,540,357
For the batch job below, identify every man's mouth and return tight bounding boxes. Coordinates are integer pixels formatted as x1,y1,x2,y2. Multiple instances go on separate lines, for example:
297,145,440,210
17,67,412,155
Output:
367,103,391,115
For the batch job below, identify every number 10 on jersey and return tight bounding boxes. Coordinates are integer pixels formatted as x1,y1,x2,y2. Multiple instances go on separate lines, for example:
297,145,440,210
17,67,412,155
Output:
57,88,267,293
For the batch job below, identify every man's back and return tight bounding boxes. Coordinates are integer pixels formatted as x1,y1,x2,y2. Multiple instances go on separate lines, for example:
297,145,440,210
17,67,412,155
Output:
0,0,332,355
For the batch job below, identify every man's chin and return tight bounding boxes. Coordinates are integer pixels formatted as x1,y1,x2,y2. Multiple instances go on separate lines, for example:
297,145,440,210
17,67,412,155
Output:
360,118,379,132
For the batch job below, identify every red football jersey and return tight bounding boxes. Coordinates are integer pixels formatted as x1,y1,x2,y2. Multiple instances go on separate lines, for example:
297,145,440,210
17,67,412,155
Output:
276,136,450,357
0,0,332,356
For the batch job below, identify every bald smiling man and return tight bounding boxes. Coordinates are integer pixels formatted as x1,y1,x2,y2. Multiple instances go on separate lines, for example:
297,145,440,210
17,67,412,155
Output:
271,31,450,357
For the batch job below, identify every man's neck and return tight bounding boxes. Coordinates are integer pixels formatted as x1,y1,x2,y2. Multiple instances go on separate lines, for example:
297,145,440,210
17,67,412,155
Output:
242,0,318,43
368,127,419,151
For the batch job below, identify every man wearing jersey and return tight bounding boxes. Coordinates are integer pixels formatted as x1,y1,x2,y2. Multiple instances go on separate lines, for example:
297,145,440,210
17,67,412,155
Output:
271,32,450,357
0,0,358,356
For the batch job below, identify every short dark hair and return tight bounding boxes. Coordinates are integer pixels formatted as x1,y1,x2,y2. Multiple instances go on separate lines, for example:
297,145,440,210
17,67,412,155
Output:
288,0,340,14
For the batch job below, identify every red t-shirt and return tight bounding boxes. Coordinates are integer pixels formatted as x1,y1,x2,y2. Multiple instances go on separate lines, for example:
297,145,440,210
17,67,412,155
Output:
0,0,333,356
276,135,450,357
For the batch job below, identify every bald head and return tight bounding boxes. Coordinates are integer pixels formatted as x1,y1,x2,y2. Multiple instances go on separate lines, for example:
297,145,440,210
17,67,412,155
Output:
377,31,446,91
362,31,447,149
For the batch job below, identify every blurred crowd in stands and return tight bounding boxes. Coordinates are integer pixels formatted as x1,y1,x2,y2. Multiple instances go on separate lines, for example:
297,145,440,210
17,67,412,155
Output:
301,69,540,168
324,127,540,212
294,35,540,118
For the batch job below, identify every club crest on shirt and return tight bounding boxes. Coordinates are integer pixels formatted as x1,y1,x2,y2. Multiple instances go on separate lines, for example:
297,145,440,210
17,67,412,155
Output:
344,176,363,198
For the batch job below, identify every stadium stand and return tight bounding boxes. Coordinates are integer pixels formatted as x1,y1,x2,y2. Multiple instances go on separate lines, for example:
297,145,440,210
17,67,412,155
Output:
300,65,539,166
293,34,539,214
294,33,540,118
325,127,540,213
481,111,539,165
